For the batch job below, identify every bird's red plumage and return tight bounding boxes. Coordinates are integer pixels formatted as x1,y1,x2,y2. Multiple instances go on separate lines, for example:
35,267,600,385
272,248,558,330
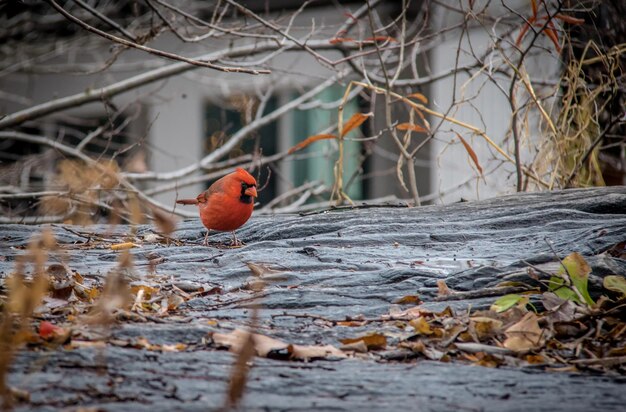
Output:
176,168,257,243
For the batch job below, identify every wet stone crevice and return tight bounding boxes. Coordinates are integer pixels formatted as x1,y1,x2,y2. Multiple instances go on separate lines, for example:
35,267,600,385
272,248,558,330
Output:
2,186,626,411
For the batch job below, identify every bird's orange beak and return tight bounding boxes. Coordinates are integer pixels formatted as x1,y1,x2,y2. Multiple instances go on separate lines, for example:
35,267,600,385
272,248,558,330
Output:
245,186,258,198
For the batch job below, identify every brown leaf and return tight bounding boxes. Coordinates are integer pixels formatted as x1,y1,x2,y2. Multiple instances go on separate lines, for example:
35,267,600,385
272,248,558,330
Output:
469,316,503,340
437,279,452,296
245,262,285,278
409,317,433,335
211,329,345,360
226,330,256,409
396,123,427,133
340,112,373,137
394,295,422,305
455,133,483,175
287,134,337,154
150,207,177,236
503,312,546,352
339,333,387,350
339,339,369,353
336,320,367,327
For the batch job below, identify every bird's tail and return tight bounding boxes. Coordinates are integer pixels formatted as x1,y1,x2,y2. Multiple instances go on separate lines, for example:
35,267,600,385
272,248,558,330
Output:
176,198,199,205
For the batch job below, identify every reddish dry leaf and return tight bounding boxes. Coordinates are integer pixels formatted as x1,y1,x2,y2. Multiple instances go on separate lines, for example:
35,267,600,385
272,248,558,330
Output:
339,333,387,350
39,321,60,339
364,36,397,43
396,123,428,133
340,112,372,137
408,92,429,104
455,133,483,175
530,0,538,17
525,354,548,364
287,134,337,154
329,37,355,44
544,20,561,53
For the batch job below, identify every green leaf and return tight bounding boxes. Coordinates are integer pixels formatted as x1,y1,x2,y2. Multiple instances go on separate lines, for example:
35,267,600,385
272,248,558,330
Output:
603,275,626,298
491,294,524,313
549,253,594,306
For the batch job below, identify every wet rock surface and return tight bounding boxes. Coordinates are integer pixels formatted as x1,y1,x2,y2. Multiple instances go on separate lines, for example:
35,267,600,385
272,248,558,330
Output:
2,187,626,411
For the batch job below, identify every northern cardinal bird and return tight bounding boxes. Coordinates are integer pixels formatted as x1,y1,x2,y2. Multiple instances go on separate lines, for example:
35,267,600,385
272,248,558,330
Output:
176,168,257,246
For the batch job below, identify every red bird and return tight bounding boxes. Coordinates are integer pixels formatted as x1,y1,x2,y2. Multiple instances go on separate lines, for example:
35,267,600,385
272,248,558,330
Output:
176,168,258,246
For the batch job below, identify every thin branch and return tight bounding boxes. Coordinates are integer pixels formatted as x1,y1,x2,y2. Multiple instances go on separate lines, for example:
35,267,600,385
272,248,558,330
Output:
0,40,358,130
71,0,138,41
44,0,270,75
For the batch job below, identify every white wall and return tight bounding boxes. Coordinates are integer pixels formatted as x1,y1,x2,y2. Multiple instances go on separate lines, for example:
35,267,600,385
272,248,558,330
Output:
428,0,561,203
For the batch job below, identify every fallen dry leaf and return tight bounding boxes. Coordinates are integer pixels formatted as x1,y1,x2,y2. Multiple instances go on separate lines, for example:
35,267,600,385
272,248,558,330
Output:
339,333,387,350
437,280,452,296
409,317,433,335
211,329,346,361
110,242,139,251
469,316,503,340
394,295,422,305
503,312,546,352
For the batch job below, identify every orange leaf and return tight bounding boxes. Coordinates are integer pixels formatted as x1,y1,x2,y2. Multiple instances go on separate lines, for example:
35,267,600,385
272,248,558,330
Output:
288,134,337,154
544,21,561,53
408,92,428,104
340,112,372,137
555,13,585,25
396,123,427,133
329,37,355,44
111,242,139,250
455,133,483,176
364,36,397,43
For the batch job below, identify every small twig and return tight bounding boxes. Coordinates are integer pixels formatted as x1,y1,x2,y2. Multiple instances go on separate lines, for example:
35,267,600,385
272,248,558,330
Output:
434,286,540,302
44,0,270,75
71,0,138,41
543,238,587,304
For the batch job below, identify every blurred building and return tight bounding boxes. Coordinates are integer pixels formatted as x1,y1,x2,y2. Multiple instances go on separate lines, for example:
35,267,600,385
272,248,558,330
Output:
0,0,562,212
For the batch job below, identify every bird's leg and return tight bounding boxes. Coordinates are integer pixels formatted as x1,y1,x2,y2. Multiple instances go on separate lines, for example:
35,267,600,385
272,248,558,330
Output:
204,230,210,246
231,231,241,247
